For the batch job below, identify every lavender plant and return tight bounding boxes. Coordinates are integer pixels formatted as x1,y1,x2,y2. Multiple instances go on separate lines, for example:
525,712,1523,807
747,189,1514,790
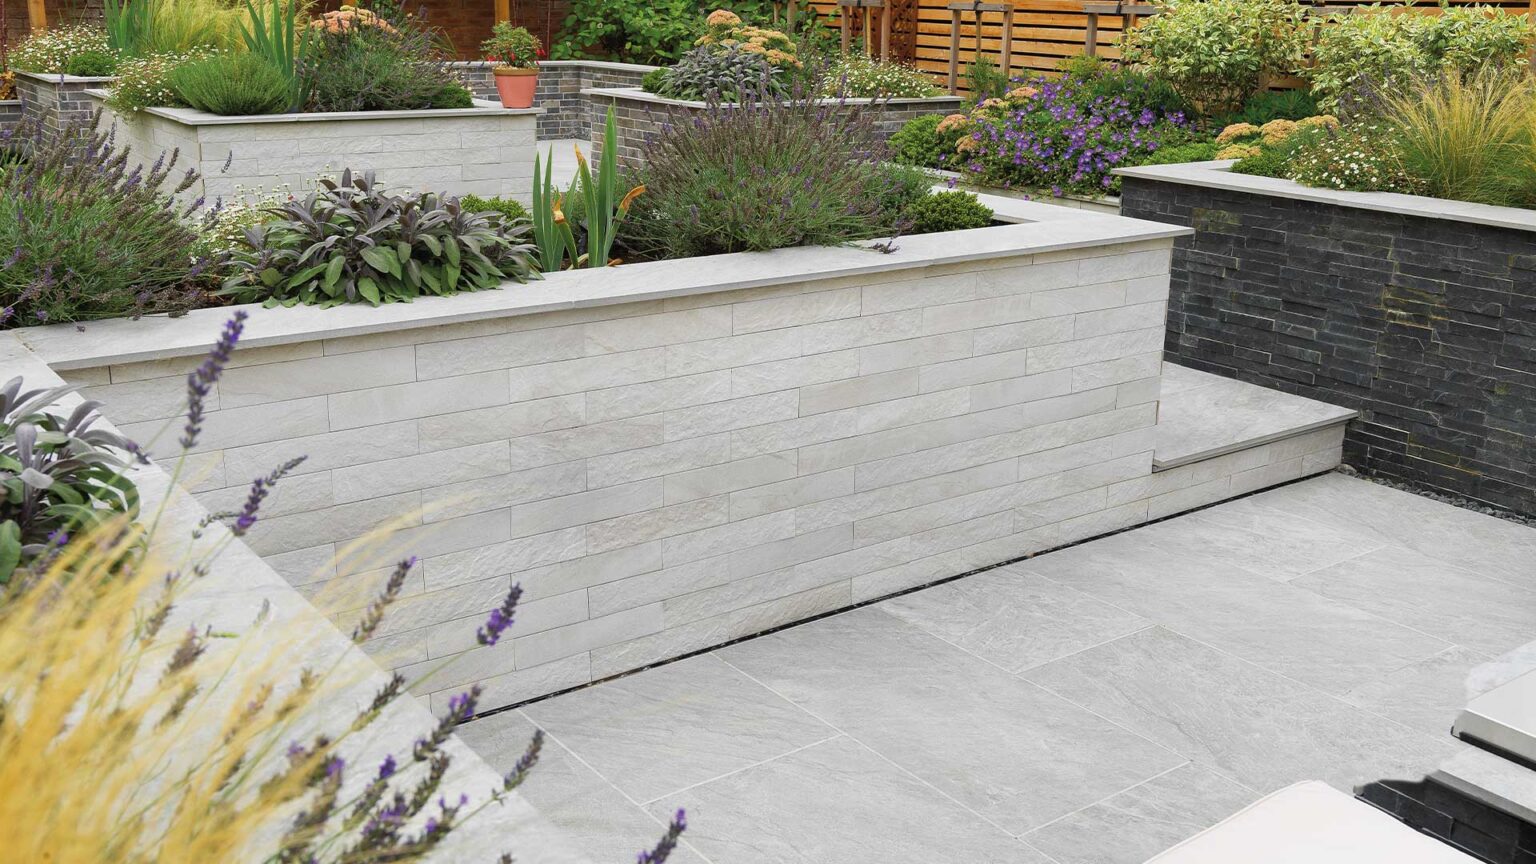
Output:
618,78,915,258
0,110,213,328
0,314,690,864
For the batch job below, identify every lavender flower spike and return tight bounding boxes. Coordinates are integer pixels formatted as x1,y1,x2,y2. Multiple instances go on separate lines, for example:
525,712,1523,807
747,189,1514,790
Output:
181,310,247,449
636,808,687,864
476,582,524,647
231,455,307,536
502,728,543,792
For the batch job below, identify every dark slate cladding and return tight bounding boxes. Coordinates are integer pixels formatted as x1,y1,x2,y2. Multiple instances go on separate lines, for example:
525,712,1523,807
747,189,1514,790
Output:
1359,776,1536,864
1120,176,1536,518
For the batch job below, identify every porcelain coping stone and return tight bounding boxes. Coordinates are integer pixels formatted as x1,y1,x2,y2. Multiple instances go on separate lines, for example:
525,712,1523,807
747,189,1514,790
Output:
81,90,542,124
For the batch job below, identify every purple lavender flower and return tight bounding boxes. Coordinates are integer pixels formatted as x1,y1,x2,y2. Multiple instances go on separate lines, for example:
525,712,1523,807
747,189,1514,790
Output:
477,582,524,647
502,728,544,792
230,456,307,536
636,808,687,864
352,557,416,644
181,311,247,450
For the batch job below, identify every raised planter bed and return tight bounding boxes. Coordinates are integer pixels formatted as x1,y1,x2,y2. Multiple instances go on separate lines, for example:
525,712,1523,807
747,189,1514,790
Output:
453,59,657,140
931,166,1122,215
14,70,116,136
1117,159,1536,517
86,90,541,203
16,201,1201,712
583,86,965,165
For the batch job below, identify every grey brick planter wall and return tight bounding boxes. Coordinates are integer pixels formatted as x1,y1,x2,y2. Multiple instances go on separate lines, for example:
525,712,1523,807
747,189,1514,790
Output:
583,87,965,166
0,100,21,136
454,60,656,141
1116,161,1536,517
14,71,116,138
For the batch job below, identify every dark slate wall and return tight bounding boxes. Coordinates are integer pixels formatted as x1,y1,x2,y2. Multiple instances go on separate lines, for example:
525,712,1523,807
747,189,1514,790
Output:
1120,176,1536,517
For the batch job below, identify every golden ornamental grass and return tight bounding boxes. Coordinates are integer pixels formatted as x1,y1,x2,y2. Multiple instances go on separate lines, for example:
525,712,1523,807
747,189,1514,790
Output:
1379,68,1536,206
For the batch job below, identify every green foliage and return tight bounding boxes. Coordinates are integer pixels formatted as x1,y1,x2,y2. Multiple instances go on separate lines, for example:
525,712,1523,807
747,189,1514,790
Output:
903,190,993,234
659,45,784,101
1137,140,1220,166
1058,55,1191,117
549,0,777,65
170,51,291,115
239,0,310,113
104,51,200,112
965,54,1010,103
1309,2,1535,112
304,14,470,112
641,67,669,94
871,162,938,221
1227,126,1322,177
222,169,539,307
1286,122,1409,191
64,49,120,77
10,25,115,74
1379,69,1536,206
0,378,138,586
531,149,570,272
618,90,905,259
574,109,644,267
460,195,531,225
482,21,541,68
528,110,645,270
103,0,247,58
1214,88,1318,127
1121,0,1307,115
889,114,948,168
0,111,208,327
821,54,940,98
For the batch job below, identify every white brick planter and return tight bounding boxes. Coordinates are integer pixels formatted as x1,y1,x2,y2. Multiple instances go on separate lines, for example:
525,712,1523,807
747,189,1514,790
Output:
85,89,541,202
16,200,1196,712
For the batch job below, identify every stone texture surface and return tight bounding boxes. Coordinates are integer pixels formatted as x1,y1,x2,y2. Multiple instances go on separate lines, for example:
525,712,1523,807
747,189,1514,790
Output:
0,99,22,136
584,88,966,166
1121,172,1536,517
90,92,539,203
1155,363,1356,469
14,72,113,138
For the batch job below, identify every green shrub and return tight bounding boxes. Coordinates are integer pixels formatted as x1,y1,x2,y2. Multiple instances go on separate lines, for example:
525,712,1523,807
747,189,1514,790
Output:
429,83,475,108
618,90,907,258
550,0,778,65
641,67,669,94
821,54,940,98
170,52,291,115
889,114,948,167
1309,2,1535,112
1060,56,1191,117
1136,140,1220,166
872,162,938,222
0,112,209,328
660,44,784,101
10,25,114,74
1228,127,1322,177
222,169,539,307
1121,0,1307,115
903,190,993,234
1215,88,1318,127
0,377,138,586
965,54,1010,103
304,14,469,112
63,49,119,77
461,194,531,225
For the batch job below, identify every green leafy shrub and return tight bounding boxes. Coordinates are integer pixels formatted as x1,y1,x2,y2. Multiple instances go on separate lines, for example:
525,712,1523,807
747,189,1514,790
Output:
1120,0,1307,115
222,169,539,307
170,51,291,115
1227,124,1324,176
1309,2,1535,112
903,190,993,233
1215,88,1318,127
304,11,469,111
10,25,115,74
641,67,669,94
104,51,200,112
965,54,1010,103
551,0,700,64
461,194,532,225
0,377,138,586
871,162,938,221
618,85,910,258
889,114,951,167
63,49,120,77
821,54,939,98
0,111,209,328
1136,140,1220,166
660,44,784,101
1059,55,1191,117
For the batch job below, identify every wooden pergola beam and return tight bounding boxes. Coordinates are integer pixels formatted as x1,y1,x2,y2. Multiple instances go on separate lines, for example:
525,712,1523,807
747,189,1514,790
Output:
28,0,47,31
494,0,509,24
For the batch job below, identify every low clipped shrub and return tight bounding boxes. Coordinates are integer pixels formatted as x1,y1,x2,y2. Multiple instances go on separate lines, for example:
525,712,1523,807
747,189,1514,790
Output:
461,194,532,225
641,66,670,94
904,190,993,234
888,114,948,167
222,169,539,307
1120,0,1307,115
822,54,940,98
0,111,209,328
9,24,114,74
1136,140,1220,166
63,49,120,77
170,51,291,115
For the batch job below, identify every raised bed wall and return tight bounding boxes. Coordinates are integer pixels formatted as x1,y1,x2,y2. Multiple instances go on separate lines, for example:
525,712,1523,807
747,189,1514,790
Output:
20,212,1188,712
454,60,656,140
1118,161,1536,517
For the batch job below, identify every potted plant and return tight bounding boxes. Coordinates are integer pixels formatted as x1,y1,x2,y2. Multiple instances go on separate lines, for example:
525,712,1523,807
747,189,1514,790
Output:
482,22,542,109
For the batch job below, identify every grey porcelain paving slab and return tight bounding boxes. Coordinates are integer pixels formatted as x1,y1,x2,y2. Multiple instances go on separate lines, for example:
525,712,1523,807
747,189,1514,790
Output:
877,563,1150,673
521,654,836,804
1469,639,1536,695
718,606,1183,834
1248,473,1536,589
1293,546,1536,657
1136,494,1385,581
1340,646,1492,738
1023,627,1459,794
1018,529,1452,695
455,710,708,864
1153,365,1355,470
1023,763,1258,864
647,735,1049,864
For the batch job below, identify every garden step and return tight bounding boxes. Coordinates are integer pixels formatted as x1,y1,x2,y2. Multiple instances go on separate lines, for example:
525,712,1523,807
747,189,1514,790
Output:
1144,780,1478,863
1154,363,1357,472
1454,667,1536,769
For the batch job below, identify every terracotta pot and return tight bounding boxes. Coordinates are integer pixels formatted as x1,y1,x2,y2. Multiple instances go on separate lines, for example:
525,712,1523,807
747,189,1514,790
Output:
493,68,538,109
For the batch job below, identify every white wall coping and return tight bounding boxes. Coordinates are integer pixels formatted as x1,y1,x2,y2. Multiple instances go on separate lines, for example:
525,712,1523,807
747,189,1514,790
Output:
1115,159,1536,235
14,69,116,84
452,59,661,74
14,212,1188,370
82,89,541,125
582,85,964,109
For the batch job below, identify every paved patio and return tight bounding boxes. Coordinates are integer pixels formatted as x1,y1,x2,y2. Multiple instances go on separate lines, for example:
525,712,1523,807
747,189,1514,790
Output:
457,472,1536,864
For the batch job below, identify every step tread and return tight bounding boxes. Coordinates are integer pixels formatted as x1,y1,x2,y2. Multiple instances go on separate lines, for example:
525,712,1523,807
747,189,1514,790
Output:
1155,364,1356,471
